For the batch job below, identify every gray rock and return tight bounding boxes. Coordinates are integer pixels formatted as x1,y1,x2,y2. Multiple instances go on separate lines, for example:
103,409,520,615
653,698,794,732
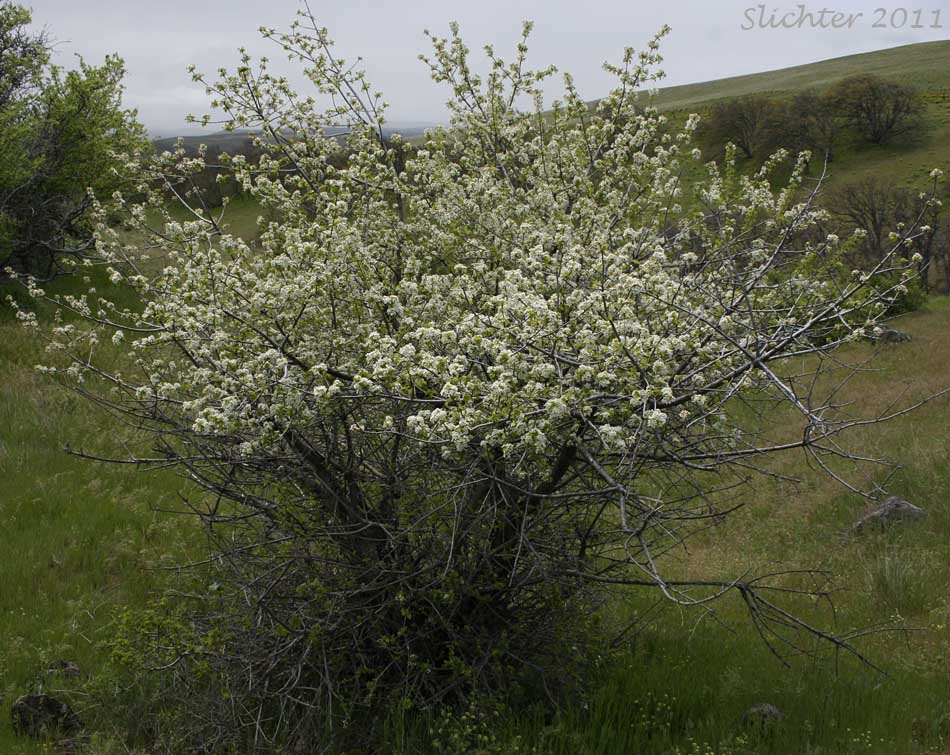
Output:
741,702,784,732
47,660,81,678
849,495,926,536
876,328,912,343
10,694,82,738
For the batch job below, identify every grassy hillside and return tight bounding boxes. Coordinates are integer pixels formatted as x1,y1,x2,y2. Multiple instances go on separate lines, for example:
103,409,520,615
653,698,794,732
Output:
153,124,432,157
0,288,202,754
646,40,950,192
650,40,950,112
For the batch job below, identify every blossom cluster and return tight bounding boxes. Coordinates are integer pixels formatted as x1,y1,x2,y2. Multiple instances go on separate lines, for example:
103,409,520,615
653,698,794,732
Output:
28,22,922,487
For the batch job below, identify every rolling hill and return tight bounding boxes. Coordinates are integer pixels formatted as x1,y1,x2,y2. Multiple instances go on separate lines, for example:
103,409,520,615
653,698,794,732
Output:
153,123,434,156
649,39,950,112
641,40,950,193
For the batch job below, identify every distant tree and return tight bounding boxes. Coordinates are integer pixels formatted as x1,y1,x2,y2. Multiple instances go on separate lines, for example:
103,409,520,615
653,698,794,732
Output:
893,185,945,294
936,221,950,294
0,2,146,278
830,74,923,145
832,178,896,263
830,177,946,295
182,143,234,207
700,94,783,160
786,88,841,162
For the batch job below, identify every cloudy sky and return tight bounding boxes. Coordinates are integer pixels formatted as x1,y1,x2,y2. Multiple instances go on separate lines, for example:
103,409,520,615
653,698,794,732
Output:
27,0,950,135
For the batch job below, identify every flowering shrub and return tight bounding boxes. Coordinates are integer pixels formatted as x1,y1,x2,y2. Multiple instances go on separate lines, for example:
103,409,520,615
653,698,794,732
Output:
15,9,940,750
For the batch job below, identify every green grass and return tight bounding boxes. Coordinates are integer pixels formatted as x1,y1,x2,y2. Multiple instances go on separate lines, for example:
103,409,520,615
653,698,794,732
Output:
210,194,264,242
650,40,950,112
160,193,264,243
0,281,200,754
645,40,950,193
2,293,949,754
389,636,950,754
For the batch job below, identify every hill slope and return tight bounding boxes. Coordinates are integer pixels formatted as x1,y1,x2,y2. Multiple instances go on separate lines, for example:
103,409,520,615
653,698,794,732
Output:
645,40,950,193
153,124,433,156
650,39,950,112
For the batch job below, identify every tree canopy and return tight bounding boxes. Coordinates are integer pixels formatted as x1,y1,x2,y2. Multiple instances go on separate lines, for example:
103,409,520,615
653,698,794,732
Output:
0,1,146,278
832,74,924,145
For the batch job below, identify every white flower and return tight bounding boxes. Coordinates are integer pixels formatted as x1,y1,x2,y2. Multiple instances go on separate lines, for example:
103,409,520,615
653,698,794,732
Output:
645,408,667,428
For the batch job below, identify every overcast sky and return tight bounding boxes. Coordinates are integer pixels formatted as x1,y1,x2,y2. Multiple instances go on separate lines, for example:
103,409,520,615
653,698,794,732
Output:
27,0,950,135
